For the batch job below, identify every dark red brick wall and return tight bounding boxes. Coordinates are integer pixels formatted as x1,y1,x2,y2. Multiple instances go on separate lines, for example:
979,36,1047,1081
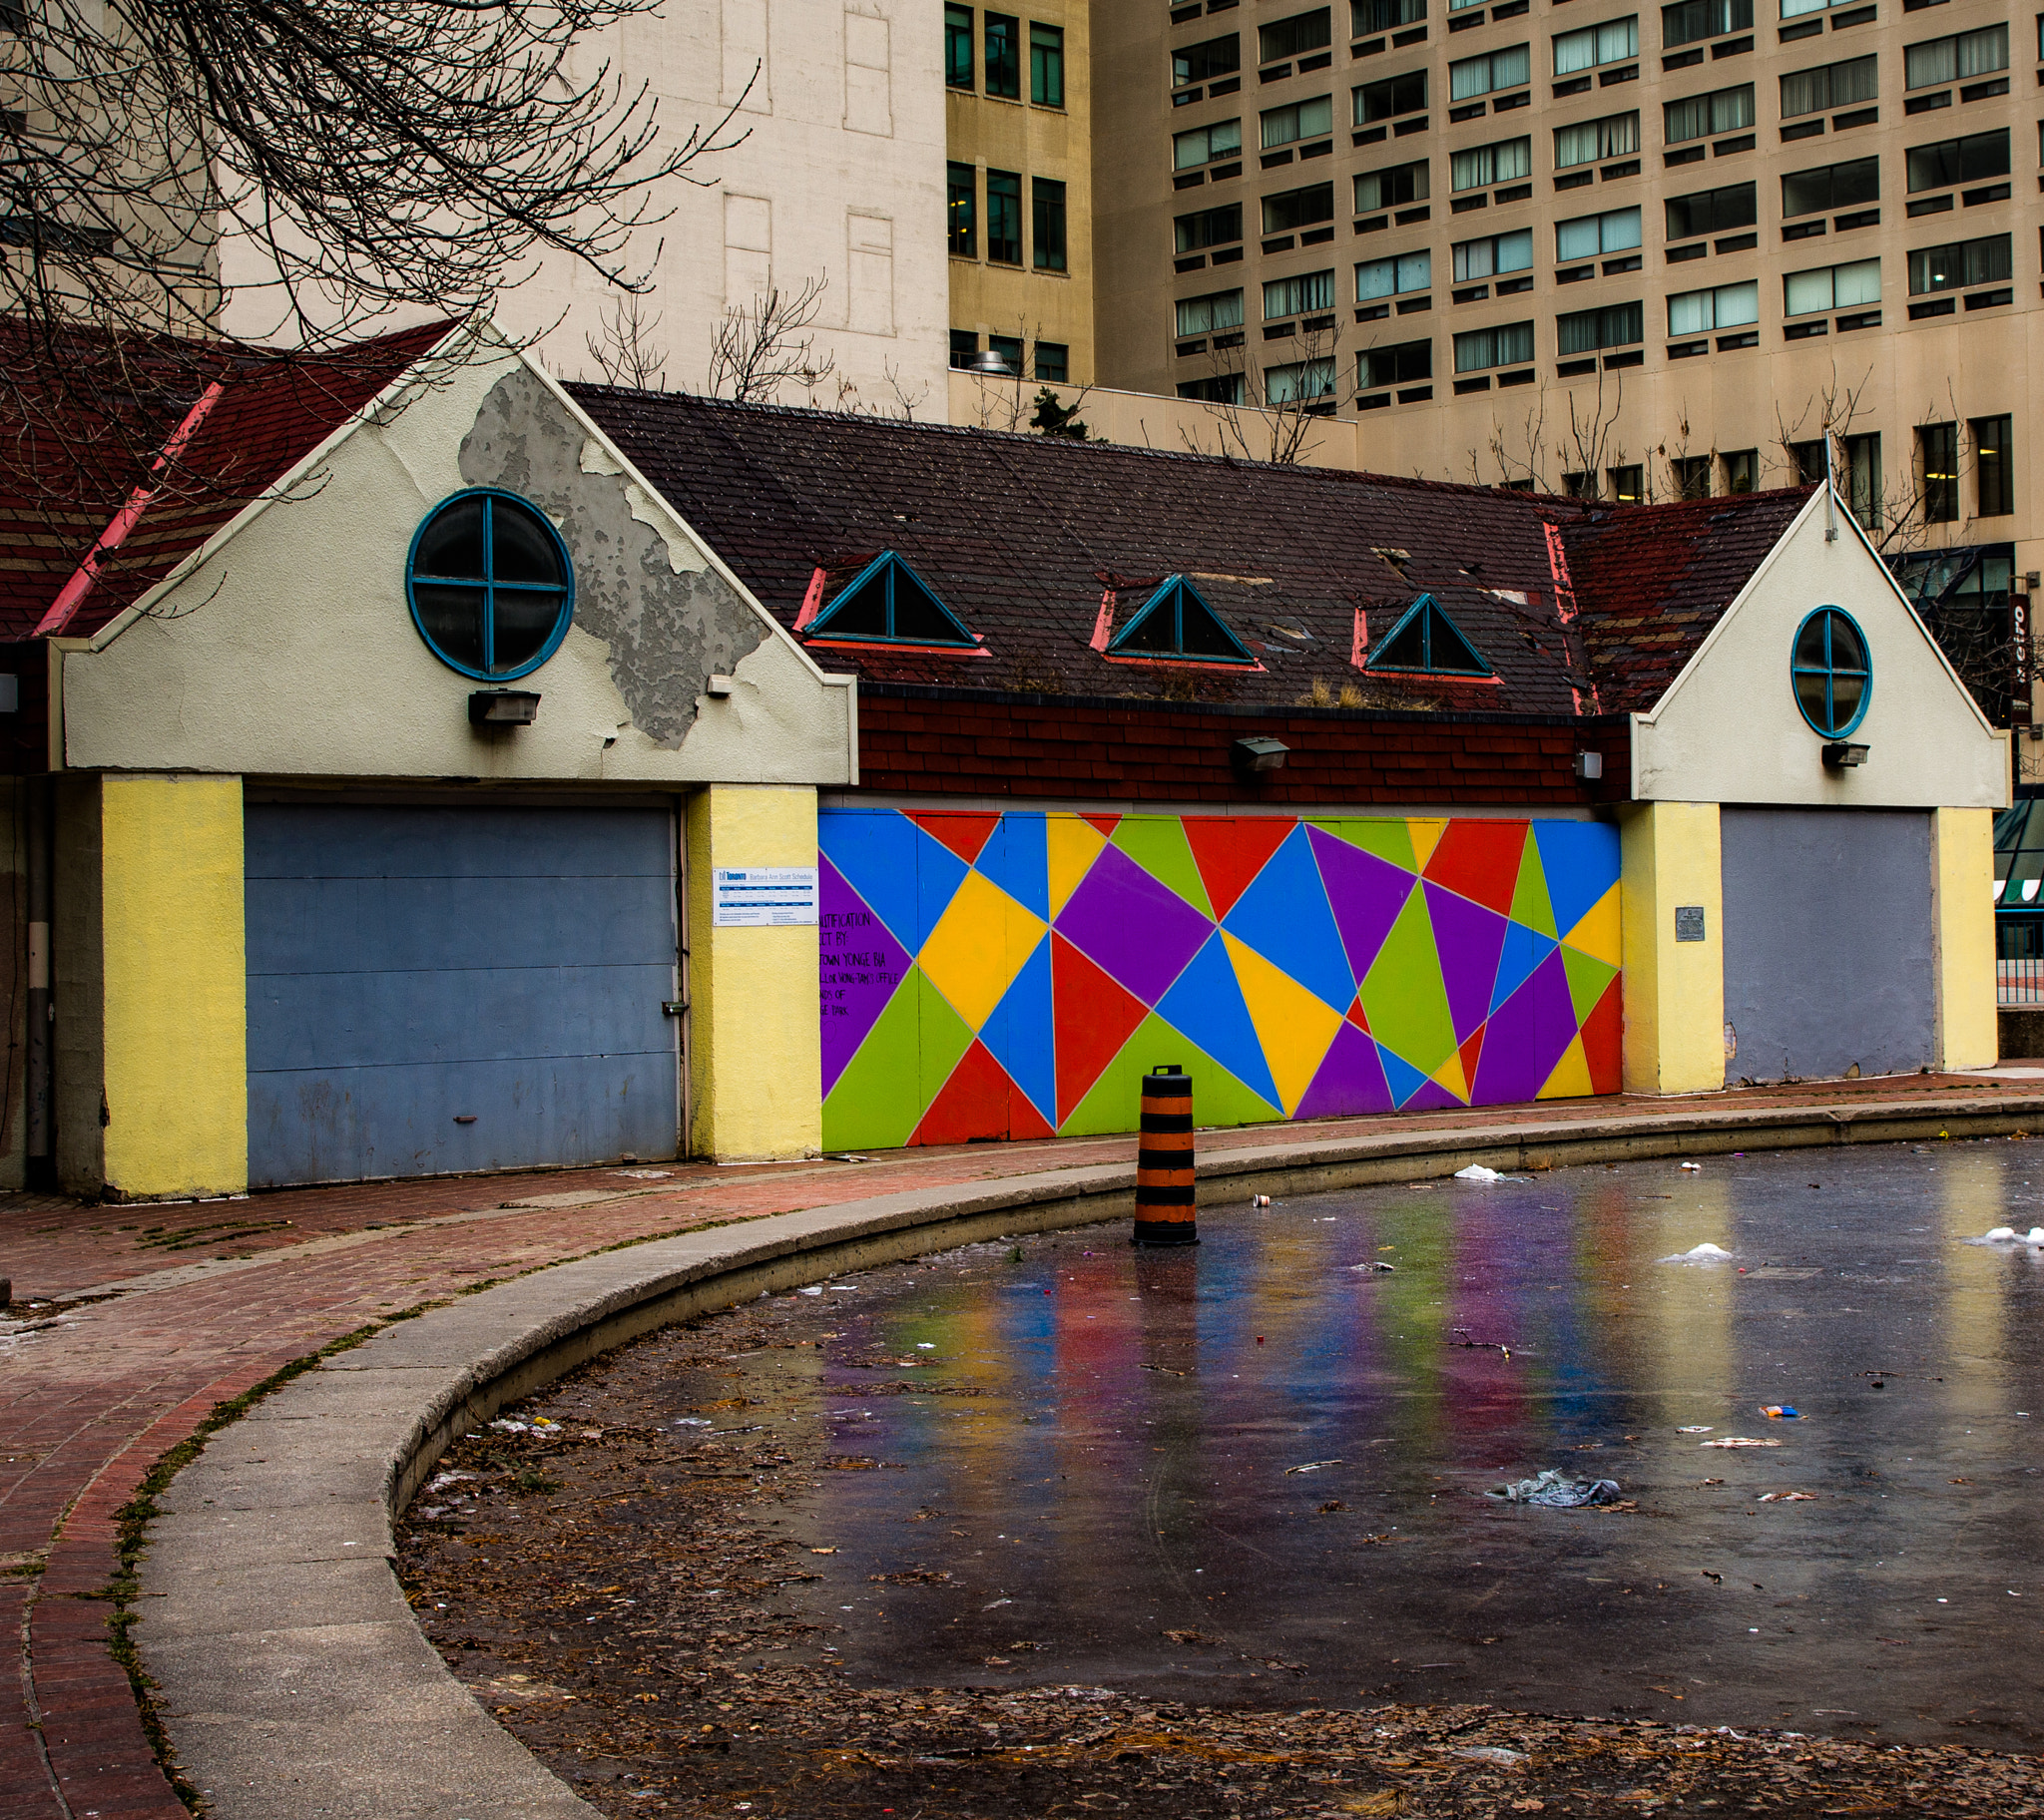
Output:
856,686,1632,806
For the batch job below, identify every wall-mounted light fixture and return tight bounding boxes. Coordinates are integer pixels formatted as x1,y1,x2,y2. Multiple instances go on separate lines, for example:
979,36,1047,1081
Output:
1232,735,1288,778
705,675,735,697
1821,740,1867,768
1572,750,1603,781
469,689,541,726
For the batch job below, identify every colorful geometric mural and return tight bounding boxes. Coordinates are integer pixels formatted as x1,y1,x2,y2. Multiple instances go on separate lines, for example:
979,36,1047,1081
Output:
818,809,1622,1150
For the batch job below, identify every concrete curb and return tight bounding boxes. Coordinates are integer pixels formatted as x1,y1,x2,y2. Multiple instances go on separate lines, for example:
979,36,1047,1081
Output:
137,1091,2044,1818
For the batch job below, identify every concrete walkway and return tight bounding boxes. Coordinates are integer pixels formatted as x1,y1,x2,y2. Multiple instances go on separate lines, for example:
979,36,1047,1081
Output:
3,1072,2041,1817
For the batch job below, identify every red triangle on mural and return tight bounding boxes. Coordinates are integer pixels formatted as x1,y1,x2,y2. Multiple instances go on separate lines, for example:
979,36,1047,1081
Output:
1459,1023,1487,1095
1080,812,1122,838
1183,817,1294,921
1053,931,1148,1124
912,812,999,867
911,1040,1013,1145
1345,992,1371,1033
1579,975,1623,1095
1422,819,1528,918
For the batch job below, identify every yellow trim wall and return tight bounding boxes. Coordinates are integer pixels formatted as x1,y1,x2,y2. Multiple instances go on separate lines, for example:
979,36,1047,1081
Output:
685,784,822,1160
1619,801,1725,1096
1932,806,1997,1072
100,775,248,1198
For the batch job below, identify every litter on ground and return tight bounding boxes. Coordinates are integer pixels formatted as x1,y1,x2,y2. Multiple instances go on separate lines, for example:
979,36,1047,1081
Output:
1702,1437,1782,1449
1662,1242,1734,1263
1760,1405,1801,1420
1488,1469,1622,1507
1677,1425,1714,1434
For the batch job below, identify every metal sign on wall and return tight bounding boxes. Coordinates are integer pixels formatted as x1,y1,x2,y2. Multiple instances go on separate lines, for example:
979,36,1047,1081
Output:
713,867,820,927
2012,591,2033,727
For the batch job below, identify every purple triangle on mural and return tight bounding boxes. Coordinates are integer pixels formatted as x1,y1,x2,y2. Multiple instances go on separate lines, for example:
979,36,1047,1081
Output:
1470,947,1578,1107
1401,1075,1468,1113
1053,842,1213,1007
1293,1020,1395,1120
1423,880,1510,1044
1307,826,1416,989
819,854,913,1099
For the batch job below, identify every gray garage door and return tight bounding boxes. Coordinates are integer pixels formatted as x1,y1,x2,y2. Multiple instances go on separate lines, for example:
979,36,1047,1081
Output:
247,802,680,1187
1720,806,1934,1085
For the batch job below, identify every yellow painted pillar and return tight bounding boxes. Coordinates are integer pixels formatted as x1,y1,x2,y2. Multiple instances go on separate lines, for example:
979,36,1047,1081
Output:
101,775,248,1198
1618,800,1725,1095
685,784,822,1160
1932,805,1997,1071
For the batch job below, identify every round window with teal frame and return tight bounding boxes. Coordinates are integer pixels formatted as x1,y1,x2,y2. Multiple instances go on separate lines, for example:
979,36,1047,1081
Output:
1789,606,1870,737
406,488,574,681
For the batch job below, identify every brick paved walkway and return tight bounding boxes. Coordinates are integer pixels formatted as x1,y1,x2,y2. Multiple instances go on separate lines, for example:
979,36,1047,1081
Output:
2,1071,2038,1817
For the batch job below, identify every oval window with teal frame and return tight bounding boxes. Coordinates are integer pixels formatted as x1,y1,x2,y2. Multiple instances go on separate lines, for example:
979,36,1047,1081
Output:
1789,605,1870,737
406,488,575,681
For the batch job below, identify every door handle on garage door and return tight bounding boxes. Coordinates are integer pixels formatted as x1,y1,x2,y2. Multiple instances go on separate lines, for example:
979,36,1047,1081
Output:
662,1000,686,1016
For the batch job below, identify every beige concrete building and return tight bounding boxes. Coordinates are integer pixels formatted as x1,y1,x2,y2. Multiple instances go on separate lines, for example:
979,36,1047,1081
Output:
1090,0,2037,730
943,0,1097,382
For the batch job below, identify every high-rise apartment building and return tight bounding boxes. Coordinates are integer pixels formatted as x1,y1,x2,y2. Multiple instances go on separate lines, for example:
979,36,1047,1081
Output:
1089,0,2035,724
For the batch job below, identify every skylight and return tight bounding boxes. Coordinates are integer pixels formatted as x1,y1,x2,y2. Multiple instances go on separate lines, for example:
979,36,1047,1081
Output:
805,552,978,647
1106,575,1258,665
1364,593,1492,676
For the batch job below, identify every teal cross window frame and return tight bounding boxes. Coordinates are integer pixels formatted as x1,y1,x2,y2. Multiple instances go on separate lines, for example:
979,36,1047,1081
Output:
405,488,575,682
1789,605,1871,737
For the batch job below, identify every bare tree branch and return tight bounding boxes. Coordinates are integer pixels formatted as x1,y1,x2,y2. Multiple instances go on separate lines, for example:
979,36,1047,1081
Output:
705,275,836,405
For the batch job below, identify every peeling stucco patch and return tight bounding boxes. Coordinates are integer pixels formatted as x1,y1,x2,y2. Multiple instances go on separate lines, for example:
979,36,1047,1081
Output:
459,370,766,748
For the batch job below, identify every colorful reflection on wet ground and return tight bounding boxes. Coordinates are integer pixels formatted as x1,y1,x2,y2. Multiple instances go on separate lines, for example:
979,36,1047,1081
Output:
723,1142,2044,1748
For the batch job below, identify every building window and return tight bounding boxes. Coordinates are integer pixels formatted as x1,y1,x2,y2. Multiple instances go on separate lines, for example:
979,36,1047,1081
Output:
985,12,1021,97
1357,338,1431,388
1908,233,2012,294
1262,182,1335,233
1780,157,1877,220
1033,178,1067,269
949,330,980,368
808,552,978,647
986,169,1022,263
1723,448,1757,493
1662,0,1750,49
1030,22,1065,106
1665,182,1756,239
1664,83,1754,143
1668,277,1758,332
1672,455,1712,498
988,332,1024,372
1261,8,1333,62
1554,16,1639,76
948,162,976,256
1176,202,1244,251
1354,0,1426,30
1974,415,2013,518
1452,319,1534,371
1780,55,1876,119
1840,431,1881,529
1451,135,1533,190
1557,300,1644,352
1270,355,1340,401
1177,288,1246,336
1920,421,1958,522
1451,228,1532,281
1905,131,2010,196
1788,439,1826,485
1354,69,1428,124
1175,34,1241,87
407,489,574,682
1176,119,1245,169
1365,594,1491,675
946,5,974,88
1904,24,2007,90
1789,607,1871,738
1556,206,1641,260
1109,575,1259,664
1553,113,1638,169
1355,160,1429,212
1609,464,1644,503
1264,96,1335,148
1783,256,1879,315
1267,268,1338,316
1450,45,1532,100
1356,249,1430,297
1179,373,1246,404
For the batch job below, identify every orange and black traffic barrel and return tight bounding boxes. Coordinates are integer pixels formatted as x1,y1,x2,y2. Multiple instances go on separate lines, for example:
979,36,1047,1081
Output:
1133,1064,1198,1246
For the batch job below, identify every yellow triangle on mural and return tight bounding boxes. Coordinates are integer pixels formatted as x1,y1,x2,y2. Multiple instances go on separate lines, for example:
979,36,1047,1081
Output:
1047,815,1108,918
1406,817,1447,873
1430,1049,1469,1103
917,870,1047,1033
1537,1032,1595,1101
1562,881,1622,967
1221,929,1344,1116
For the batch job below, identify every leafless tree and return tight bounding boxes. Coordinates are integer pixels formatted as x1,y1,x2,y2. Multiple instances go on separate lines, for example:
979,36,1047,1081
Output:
1560,367,1626,497
1179,319,1340,465
583,293,669,392
705,275,837,405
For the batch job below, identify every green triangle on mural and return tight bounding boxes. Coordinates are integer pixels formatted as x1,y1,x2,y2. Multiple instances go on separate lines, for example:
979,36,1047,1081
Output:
1111,816,1216,918
1561,945,1620,1026
914,967,977,1117
821,968,928,1151
1306,817,1416,873
1059,1010,1279,1137
1359,885,1457,1076
1508,832,1558,938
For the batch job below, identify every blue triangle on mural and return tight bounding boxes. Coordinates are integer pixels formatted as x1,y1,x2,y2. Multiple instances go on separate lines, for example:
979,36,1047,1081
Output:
1376,1043,1430,1110
821,810,924,953
1155,930,1281,1110
1532,821,1621,943
975,812,1050,922
982,932,1056,1129
1490,924,1557,1017
1221,823,1354,1011
905,825,972,953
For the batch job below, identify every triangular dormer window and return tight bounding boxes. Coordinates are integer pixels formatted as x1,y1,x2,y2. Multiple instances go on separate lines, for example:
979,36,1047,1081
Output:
1364,593,1491,676
1106,574,1257,665
806,552,979,647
